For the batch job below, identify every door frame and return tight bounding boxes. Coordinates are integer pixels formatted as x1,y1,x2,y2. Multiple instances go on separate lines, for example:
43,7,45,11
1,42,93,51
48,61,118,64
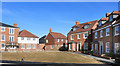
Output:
99,42,103,54
77,42,81,51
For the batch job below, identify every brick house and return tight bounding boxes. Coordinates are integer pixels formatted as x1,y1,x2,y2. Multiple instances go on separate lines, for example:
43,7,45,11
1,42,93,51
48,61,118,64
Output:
45,28,67,50
67,20,98,51
0,22,19,51
18,30,39,51
92,11,120,55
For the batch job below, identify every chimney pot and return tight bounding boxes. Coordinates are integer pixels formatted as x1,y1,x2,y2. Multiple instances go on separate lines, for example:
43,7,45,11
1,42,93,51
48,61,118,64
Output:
49,28,52,32
76,20,79,25
14,22,17,27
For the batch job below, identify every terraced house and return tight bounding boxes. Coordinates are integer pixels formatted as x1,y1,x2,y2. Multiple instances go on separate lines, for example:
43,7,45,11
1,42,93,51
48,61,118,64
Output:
67,20,98,51
45,28,67,50
92,11,120,55
0,22,19,51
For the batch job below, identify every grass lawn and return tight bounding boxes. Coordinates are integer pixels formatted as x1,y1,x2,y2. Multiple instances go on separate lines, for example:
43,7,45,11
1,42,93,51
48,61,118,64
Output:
1,52,102,64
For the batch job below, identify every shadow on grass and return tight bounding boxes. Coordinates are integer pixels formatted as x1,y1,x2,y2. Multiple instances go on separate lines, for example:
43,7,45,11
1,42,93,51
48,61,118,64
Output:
0,60,115,66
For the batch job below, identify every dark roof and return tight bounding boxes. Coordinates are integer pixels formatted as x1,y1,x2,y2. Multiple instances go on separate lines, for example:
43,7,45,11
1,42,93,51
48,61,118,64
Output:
50,32,67,39
0,22,19,28
95,14,120,30
19,30,39,38
39,35,46,44
68,20,98,34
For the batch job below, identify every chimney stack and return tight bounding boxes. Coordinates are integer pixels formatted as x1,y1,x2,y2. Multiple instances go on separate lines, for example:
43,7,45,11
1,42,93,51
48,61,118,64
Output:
14,22,17,27
76,20,79,25
49,28,52,33
106,12,111,17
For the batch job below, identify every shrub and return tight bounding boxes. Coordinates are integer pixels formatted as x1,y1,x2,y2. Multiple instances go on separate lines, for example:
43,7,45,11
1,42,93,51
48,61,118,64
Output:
59,46,68,51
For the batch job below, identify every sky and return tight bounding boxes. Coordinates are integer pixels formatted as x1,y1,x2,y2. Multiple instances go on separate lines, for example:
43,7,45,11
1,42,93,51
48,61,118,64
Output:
2,2,119,37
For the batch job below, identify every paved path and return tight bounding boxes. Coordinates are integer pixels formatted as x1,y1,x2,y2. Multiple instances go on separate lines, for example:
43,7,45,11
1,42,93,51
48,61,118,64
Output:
67,52,116,64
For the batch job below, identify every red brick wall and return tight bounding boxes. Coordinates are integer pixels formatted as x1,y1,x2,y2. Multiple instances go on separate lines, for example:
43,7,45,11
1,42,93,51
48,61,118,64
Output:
45,33,67,50
0,27,19,51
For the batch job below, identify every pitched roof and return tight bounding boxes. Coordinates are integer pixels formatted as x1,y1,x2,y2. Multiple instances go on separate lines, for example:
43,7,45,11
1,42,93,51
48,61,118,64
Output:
50,32,67,39
68,20,98,34
0,22,18,28
112,11,120,14
18,30,39,38
100,17,109,21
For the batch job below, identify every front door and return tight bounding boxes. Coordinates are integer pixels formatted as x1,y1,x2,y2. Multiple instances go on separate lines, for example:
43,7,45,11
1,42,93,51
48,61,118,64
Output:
99,43,103,54
77,43,81,51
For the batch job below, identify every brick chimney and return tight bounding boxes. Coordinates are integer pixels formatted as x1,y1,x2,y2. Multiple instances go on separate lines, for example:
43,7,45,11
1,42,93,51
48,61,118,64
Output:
49,28,52,33
76,20,79,25
14,22,17,27
106,12,111,17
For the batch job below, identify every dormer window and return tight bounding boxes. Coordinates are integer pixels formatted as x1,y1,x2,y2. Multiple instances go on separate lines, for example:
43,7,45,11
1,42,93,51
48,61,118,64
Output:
102,21,106,24
84,24,90,29
113,15,119,18
73,27,78,31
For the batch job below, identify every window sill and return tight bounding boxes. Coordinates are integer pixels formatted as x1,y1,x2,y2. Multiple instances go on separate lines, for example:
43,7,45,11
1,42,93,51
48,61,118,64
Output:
106,35,110,37
27,48,31,49
115,34,119,36
1,48,5,49
1,40,5,41
100,36,103,38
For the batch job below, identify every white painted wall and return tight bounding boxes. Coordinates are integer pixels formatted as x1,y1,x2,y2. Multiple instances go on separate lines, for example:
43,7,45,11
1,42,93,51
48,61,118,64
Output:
18,37,39,44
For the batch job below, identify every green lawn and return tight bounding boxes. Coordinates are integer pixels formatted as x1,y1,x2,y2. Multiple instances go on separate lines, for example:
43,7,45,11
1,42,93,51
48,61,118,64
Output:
1,52,102,64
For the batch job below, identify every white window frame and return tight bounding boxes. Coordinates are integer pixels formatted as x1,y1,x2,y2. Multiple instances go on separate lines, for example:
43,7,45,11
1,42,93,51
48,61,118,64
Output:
66,40,67,43
1,35,5,41
71,35,74,40
83,43,88,50
106,28,110,36
1,43,5,49
95,32,97,39
61,45,63,47
51,45,53,49
77,34,80,39
95,44,98,51
57,44,59,47
61,39,63,42
27,37,31,40
65,45,67,47
100,30,103,38
27,44,31,49
1,27,5,31
46,40,48,43
57,39,59,42
73,44,75,51
105,42,110,53
9,36,14,42
69,44,72,50
114,43,120,54
92,44,93,50
9,28,14,34
33,38,36,41
21,44,25,49
115,26,119,36
32,44,36,49
21,37,24,40
83,33,88,39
